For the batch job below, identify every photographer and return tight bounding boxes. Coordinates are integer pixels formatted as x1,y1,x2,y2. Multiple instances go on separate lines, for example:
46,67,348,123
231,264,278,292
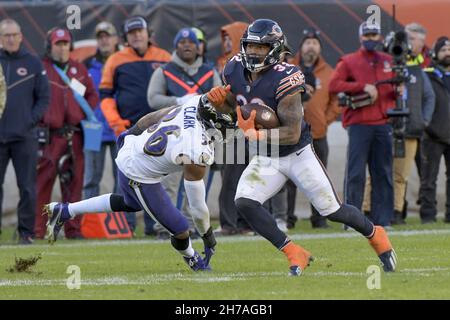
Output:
329,22,397,227
420,37,450,224
362,23,436,224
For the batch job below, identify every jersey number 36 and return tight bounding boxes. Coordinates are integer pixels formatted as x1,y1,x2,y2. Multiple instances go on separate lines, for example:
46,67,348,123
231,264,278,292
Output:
143,125,181,156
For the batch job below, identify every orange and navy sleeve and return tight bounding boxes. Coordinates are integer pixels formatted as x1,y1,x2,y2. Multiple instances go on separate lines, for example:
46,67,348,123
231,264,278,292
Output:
99,53,117,100
275,66,305,103
98,53,123,126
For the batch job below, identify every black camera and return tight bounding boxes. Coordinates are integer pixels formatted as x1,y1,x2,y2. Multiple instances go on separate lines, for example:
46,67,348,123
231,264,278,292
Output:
384,31,411,65
337,92,373,109
381,30,411,158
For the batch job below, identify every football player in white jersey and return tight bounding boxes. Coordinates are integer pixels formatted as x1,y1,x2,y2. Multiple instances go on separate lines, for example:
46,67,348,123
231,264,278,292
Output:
43,91,234,272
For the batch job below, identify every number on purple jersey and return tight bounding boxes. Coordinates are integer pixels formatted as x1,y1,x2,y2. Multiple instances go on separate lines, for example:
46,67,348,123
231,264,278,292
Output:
143,125,181,156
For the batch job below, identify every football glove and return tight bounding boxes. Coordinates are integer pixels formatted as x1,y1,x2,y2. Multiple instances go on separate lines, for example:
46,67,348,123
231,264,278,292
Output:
236,106,266,141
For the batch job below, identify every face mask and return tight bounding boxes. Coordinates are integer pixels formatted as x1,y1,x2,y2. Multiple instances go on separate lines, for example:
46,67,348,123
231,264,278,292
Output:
362,40,380,52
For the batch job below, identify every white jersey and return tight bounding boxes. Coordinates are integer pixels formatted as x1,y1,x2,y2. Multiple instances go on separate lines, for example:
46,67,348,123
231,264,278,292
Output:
116,96,214,184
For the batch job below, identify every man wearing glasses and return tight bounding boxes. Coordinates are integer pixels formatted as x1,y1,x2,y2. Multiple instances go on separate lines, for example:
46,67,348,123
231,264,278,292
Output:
0,19,49,244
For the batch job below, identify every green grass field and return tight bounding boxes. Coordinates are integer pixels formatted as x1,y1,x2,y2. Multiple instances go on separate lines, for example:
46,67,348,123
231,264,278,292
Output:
1,218,449,300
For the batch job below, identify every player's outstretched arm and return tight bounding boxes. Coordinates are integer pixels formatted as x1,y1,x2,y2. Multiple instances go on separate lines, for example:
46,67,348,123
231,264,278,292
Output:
128,105,178,135
266,92,303,145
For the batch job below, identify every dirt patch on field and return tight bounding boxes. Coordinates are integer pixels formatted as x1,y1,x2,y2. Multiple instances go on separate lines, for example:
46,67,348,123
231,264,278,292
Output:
7,254,42,273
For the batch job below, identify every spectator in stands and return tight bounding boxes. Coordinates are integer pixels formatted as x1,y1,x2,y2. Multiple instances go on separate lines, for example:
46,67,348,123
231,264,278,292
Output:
147,27,221,238
191,27,214,68
0,19,49,244
420,37,450,224
289,28,340,228
100,16,171,234
405,23,431,204
82,22,120,200
216,22,248,72
148,28,221,108
35,27,97,239
329,22,398,227
362,23,436,225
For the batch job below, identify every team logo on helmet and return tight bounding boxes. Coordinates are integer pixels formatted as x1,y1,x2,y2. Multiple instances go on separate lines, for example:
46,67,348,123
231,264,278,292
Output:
240,19,285,73
271,24,283,38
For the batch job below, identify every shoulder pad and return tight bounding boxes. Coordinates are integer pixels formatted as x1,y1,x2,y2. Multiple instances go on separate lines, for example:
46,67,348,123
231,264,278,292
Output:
223,55,241,77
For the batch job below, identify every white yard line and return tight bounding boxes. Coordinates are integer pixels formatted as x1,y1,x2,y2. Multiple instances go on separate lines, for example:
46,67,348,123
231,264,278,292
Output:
1,228,449,249
1,268,449,288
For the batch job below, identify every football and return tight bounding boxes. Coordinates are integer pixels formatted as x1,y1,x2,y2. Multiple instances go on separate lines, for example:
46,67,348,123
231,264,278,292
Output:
239,103,280,129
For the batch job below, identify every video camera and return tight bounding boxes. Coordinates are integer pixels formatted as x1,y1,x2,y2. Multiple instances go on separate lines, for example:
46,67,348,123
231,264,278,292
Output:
384,30,410,65
337,92,372,110
382,30,411,158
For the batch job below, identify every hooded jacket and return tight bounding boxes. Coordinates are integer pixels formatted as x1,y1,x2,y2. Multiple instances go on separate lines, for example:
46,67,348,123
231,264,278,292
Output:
216,22,249,73
290,54,340,139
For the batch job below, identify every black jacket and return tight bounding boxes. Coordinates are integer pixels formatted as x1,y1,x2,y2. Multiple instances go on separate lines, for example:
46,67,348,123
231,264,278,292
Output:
404,65,435,138
0,45,49,142
425,65,450,145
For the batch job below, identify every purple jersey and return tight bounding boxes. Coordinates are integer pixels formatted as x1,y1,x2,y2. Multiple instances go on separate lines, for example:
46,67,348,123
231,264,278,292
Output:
223,55,312,157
